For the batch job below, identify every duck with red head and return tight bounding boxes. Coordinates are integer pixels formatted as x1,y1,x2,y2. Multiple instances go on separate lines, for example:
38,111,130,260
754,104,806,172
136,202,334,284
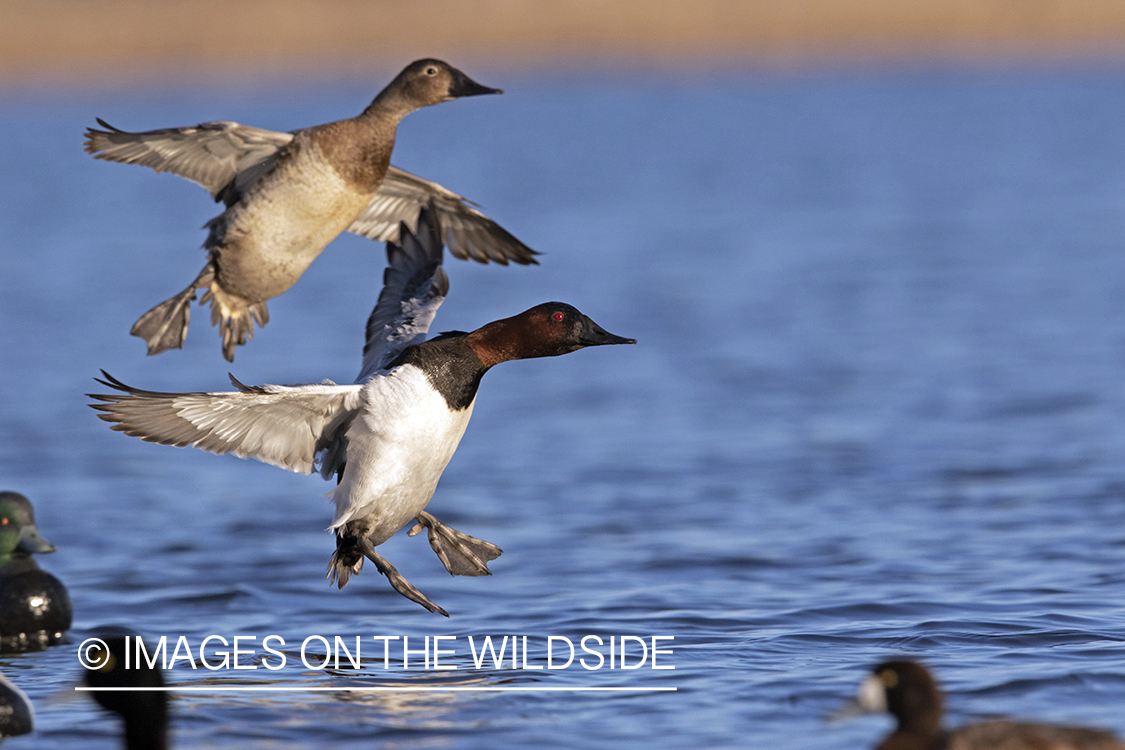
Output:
837,660,1125,750
467,303,635,368
90,208,634,616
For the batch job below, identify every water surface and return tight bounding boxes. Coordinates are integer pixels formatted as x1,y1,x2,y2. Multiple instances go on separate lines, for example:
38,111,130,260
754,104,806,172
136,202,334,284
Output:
1,67,1125,748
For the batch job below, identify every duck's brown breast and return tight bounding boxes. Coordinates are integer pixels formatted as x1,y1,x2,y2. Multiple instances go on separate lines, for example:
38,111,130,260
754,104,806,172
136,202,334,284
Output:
209,131,384,301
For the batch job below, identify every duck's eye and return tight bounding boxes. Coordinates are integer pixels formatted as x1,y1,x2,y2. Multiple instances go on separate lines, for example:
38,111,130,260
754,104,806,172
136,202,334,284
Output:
553,312,565,322
426,67,438,76
0,518,7,526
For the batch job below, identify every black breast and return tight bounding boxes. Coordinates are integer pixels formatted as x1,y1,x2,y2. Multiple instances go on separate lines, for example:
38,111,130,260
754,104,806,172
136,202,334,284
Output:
392,334,489,411
0,564,73,652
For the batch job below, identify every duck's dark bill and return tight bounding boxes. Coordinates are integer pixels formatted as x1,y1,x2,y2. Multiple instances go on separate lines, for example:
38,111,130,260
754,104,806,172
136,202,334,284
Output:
17,524,56,555
580,317,637,347
450,69,503,97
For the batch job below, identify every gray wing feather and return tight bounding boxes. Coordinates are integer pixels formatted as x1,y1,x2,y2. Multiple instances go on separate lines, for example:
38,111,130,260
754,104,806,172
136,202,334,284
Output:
357,206,449,383
347,167,539,266
83,119,293,205
89,371,361,475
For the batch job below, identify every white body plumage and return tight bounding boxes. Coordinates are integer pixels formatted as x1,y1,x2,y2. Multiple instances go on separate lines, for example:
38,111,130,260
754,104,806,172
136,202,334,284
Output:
330,365,475,542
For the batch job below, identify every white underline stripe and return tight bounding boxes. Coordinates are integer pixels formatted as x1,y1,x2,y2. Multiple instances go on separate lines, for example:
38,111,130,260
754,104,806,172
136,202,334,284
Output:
76,686,677,693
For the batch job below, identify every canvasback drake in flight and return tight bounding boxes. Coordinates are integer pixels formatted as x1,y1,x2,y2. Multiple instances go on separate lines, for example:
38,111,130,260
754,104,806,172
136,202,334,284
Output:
89,207,634,615
85,58,536,362
836,660,1125,750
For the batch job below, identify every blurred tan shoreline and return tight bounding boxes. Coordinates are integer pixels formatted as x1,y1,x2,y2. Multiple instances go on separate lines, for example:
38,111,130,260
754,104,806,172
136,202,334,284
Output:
4,0,1125,88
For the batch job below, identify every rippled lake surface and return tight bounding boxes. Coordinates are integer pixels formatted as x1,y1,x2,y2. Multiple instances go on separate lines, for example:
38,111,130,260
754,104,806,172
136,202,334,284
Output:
2,66,1125,748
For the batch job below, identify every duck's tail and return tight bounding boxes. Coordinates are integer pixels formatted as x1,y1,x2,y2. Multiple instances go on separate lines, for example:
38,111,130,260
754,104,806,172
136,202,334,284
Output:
130,265,214,356
327,534,364,589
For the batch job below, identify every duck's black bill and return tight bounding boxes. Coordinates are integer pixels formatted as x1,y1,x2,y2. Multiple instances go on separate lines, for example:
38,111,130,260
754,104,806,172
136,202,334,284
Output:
579,317,637,347
450,69,503,97
17,523,56,555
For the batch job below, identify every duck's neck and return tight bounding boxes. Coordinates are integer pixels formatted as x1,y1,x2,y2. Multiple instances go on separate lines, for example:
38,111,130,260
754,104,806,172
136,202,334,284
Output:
892,701,942,739
465,318,554,368
395,335,490,412
0,554,39,575
360,88,417,123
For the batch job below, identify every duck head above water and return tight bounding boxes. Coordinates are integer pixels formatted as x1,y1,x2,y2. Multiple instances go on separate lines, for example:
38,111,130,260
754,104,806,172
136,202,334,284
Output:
0,491,71,652
467,302,637,368
837,660,1125,750
367,58,502,116
84,636,168,750
853,660,943,738
0,491,57,563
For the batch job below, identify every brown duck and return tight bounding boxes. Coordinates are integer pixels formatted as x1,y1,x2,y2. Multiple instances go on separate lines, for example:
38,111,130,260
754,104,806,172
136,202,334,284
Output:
85,59,536,361
839,660,1125,750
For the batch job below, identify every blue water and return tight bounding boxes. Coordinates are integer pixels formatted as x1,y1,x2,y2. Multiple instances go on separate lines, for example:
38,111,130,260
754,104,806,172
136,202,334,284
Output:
2,66,1125,748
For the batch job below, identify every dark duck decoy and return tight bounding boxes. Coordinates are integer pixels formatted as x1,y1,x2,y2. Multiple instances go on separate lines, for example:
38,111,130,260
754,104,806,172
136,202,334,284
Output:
85,58,536,361
838,660,1125,750
0,670,33,740
0,491,72,652
89,208,635,615
84,636,168,750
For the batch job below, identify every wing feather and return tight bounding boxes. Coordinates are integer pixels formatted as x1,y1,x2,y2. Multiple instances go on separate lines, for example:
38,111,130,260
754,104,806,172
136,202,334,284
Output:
357,206,449,382
83,119,293,204
348,166,538,266
88,371,361,475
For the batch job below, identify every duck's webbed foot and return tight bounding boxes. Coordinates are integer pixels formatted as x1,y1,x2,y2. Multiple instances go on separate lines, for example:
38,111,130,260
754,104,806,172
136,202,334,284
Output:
200,283,269,363
130,265,214,355
357,537,449,617
409,510,502,577
327,534,364,589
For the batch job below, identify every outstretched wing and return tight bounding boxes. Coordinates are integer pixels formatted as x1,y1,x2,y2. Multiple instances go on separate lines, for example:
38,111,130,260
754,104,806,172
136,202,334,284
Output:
357,206,449,382
83,119,293,205
85,120,538,264
348,166,539,266
89,371,362,475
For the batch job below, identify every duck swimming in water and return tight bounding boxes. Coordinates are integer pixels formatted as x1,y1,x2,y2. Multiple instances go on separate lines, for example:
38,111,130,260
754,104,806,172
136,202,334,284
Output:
0,491,72,652
838,660,1125,750
85,58,535,361
83,635,168,750
89,208,634,615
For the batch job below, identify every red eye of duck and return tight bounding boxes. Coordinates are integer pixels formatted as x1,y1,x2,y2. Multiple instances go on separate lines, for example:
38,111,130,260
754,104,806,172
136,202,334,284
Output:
0,518,7,525
553,312,564,322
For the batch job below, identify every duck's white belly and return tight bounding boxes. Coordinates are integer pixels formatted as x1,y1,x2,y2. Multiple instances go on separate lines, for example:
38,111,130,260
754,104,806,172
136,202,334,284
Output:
330,365,475,544
217,145,375,301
